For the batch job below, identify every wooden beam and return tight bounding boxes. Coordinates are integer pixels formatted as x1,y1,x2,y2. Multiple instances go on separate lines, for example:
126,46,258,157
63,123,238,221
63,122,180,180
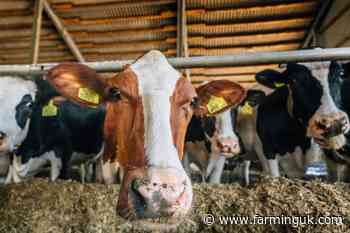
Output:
191,75,255,83
176,0,190,79
43,0,85,62
191,64,280,76
30,0,44,64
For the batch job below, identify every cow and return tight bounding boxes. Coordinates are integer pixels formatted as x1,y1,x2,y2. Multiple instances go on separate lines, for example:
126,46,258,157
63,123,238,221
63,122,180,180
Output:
184,109,242,184
183,90,264,184
251,61,349,179
0,76,106,183
321,62,350,182
13,100,106,183
44,50,246,220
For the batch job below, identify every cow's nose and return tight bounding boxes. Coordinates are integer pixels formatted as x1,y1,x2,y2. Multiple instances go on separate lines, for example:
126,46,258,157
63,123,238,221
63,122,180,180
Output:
131,169,188,218
217,138,240,157
317,114,349,138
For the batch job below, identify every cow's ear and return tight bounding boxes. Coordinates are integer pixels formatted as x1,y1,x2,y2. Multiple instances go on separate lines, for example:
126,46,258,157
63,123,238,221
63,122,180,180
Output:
45,63,107,107
193,80,246,116
244,90,266,107
255,69,287,89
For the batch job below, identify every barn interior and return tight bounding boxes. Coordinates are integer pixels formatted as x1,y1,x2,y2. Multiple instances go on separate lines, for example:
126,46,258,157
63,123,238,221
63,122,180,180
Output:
1,0,346,87
1,1,350,233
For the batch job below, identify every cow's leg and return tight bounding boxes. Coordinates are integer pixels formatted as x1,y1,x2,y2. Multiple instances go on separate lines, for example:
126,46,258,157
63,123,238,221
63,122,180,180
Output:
268,159,280,177
85,163,94,183
242,160,251,186
334,163,348,182
5,165,13,184
80,164,86,184
207,156,226,184
102,160,116,184
254,134,270,174
182,152,191,177
95,158,104,183
47,151,63,181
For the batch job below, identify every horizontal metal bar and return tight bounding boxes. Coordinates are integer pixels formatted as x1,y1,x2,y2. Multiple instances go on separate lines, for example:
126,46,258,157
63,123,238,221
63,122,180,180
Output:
1,48,350,76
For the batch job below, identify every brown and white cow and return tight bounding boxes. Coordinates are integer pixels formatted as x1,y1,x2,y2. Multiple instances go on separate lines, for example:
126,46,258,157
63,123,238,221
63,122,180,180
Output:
44,50,246,220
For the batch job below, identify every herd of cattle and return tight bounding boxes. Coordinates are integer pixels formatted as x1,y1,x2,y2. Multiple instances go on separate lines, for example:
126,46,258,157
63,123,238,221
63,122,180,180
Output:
1,50,350,220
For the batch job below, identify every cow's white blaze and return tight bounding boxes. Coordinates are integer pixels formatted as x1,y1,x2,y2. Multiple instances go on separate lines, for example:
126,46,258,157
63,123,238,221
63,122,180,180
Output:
216,110,238,141
0,77,36,152
130,50,183,170
304,62,341,115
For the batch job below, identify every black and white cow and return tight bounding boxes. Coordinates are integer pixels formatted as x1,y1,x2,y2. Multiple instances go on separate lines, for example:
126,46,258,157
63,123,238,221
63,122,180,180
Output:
253,61,349,178
321,62,350,182
183,89,266,184
0,76,106,183
184,109,243,183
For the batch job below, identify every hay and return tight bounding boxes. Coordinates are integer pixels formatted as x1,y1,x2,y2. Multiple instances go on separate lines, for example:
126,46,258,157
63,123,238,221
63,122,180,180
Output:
0,178,349,233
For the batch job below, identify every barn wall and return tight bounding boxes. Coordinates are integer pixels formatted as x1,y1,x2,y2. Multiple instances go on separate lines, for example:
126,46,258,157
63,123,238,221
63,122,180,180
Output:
319,1,350,48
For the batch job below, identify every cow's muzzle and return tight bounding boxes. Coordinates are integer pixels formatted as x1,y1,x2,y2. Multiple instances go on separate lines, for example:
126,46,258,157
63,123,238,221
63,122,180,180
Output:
216,137,241,158
308,112,350,149
117,167,192,221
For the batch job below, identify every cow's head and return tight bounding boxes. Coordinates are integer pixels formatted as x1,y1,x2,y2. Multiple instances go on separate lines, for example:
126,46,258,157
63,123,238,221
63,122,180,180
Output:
256,61,350,149
45,51,246,221
189,110,242,159
0,77,37,155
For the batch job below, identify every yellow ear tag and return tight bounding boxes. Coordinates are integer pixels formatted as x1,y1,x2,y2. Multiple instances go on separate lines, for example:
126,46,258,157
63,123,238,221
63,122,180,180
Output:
240,102,253,115
42,100,58,117
274,82,285,88
207,95,228,114
78,88,100,104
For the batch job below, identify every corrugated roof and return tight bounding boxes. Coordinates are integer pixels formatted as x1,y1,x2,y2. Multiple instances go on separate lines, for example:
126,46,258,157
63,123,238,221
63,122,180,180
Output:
0,0,324,85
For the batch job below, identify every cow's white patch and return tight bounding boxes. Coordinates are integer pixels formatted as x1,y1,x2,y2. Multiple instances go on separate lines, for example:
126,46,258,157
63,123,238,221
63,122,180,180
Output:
303,62,340,115
130,50,183,170
216,110,238,140
0,77,36,152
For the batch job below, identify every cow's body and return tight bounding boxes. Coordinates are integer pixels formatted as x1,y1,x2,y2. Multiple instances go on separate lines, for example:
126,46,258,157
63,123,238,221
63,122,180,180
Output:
15,100,106,182
0,77,106,183
252,61,349,179
184,109,241,183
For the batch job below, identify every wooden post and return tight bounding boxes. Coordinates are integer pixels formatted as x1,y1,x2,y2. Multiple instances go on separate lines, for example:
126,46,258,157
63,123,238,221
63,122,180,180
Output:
43,0,85,62
30,0,44,64
176,0,190,79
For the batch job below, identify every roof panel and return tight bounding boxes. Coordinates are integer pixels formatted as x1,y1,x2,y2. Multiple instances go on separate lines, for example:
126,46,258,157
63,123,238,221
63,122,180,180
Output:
0,0,323,86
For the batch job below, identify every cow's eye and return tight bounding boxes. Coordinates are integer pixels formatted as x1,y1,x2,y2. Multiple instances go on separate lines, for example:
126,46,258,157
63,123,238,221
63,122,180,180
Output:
108,87,121,100
190,97,199,108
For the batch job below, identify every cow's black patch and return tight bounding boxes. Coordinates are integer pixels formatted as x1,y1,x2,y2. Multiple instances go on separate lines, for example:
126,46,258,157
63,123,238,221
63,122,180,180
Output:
286,63,323,126
256,87,311,159
17,100,106,178
15,94,34,129
185,116,216,152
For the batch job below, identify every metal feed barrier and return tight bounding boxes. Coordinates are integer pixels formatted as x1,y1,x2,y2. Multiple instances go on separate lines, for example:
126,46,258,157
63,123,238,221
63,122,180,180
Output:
0,48,350,76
